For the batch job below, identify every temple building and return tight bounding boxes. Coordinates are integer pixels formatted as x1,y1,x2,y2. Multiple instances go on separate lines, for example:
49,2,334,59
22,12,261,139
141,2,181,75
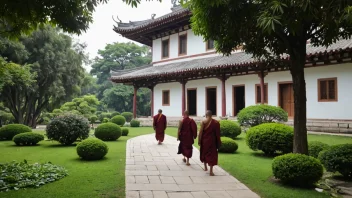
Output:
110,4,352,133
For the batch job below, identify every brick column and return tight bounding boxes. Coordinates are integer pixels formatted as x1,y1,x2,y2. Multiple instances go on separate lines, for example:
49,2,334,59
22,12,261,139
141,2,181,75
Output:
258,72,267,104
181,80,187,116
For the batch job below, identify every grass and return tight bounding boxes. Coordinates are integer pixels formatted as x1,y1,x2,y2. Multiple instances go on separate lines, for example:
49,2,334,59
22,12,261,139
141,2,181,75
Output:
0,127,154,198
165,129,352,198
1,127,351,198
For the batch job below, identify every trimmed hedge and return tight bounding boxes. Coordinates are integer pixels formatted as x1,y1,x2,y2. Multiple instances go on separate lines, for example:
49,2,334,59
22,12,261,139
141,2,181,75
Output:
246,123,293,155
219,120,241,139
94,123,122,141
272,153,323,186
0,124,32,140
46,114,90,145
110,115,126,126
102,118,109,123
121,112,133,122
13,132,44,146
308,141,330,158
111,112,120,117
237,104,288,127
319,144,352,178
219,137,238,153
76,138,109,160
122,128,129,136
130,119,140,127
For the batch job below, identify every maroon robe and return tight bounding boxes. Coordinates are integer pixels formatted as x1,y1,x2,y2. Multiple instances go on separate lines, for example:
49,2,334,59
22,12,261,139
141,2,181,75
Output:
200,119,221,166
153,114,167,142
177,117,197,158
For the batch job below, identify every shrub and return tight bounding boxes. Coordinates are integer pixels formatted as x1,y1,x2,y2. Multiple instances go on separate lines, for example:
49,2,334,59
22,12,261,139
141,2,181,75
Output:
318,144,352,178
76,138,109,160
94,123,122,141
0,124,32,140
13,132,44,146
0,160,68,192
246,123,293,155
111,112,120,117
122,128,129,136
98,112,112,122
130,119,140,127
110,115,126,126
219,120,241,139
308,141,330,158
46,114,90,145
272,153,323,186
237,104,288,127
102,118,110,123
219,137,238,153
89,115,98,124
121,112,133,122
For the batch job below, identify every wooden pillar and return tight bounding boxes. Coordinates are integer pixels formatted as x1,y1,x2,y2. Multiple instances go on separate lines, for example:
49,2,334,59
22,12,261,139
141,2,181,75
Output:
133,86,138,119
181,80,186,116
150,86,154,116
221,76,227,117
258,71,267,104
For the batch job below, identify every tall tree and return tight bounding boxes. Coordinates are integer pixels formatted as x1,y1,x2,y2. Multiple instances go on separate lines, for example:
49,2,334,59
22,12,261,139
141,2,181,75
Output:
0,0,161,38
0,25,86,127
60,95,100,118
90,42,151,84
186,0,352,154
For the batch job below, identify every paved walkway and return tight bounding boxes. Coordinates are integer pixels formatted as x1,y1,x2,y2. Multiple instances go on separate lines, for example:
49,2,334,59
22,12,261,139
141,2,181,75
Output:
125,134,260,198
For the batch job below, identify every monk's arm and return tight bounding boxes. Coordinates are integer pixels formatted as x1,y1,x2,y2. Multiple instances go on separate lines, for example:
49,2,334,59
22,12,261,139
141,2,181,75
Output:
164,117,167,130
152,117,156,130
177,120,182,140
198,121,204,145
215,122,221,149
192,120,197,139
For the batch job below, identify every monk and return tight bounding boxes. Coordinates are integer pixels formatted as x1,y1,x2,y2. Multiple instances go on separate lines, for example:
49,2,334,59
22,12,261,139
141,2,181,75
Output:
153,109,167,145
177,110,197,166
198,110,221,176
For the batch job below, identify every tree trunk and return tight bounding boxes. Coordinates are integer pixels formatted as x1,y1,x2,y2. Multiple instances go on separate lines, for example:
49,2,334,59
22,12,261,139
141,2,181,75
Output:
289,42,308,154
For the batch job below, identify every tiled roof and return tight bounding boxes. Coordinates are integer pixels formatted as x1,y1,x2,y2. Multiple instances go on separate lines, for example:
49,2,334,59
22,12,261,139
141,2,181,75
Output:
110,38,352,82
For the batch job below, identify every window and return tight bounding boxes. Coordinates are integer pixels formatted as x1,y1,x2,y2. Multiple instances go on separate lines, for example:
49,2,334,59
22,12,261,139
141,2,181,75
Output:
179,34,187,55
318,78,337,102
162,90,170,106
206,39,215,50
255,84,268,103
161,39,169,58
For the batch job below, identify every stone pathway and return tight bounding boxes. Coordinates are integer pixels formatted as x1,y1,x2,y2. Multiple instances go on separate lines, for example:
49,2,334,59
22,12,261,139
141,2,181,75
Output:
125,134,260,198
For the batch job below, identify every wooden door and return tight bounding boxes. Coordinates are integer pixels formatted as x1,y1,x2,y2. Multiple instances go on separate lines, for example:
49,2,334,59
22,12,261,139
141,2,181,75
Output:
280,83,294,117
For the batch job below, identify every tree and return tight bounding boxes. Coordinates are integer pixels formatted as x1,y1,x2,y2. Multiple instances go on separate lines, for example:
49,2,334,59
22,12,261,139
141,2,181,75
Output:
60,95,100,118
91,42,151,84
81,73,100,96
186,0,352,154
0,25,86,127
0,0,161,39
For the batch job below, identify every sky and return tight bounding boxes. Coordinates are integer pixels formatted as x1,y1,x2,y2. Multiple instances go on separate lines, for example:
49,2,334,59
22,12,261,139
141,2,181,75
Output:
74,0,173,72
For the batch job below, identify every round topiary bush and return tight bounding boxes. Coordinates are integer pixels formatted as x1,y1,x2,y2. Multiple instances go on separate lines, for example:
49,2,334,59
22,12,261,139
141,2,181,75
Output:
13,132,44,146
272,153,323,186
94,123,122,141
76,138,109,160
308,141,330,158
102,118,110,123
111,112,120,117
318,144,352,178
110,115,126,126
219,137,238,153
46,114,90,145
219,120,241,139
0,124,32,140
121,112,133,122
130,119,140,127
246,123,293,155
237,104,288,127
122,128,129,136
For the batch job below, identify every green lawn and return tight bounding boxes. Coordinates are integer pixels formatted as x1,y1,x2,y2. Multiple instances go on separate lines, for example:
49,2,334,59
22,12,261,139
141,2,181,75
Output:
1,127,351,198
0,127,154,198
165,130,352,198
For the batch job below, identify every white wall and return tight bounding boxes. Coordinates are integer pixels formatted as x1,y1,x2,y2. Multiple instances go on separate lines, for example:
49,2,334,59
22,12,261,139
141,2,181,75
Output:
152,29,215,63
154,82,182,116
153,63,352,119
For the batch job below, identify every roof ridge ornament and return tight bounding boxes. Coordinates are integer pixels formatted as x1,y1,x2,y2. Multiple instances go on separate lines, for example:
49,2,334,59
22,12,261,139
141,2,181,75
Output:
112,15,122,24
151,14,156,19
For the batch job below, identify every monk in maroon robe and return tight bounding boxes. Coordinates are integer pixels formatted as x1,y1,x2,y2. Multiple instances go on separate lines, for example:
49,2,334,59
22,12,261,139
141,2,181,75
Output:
199,110,221,176
177,110,197,165
153,109,167,144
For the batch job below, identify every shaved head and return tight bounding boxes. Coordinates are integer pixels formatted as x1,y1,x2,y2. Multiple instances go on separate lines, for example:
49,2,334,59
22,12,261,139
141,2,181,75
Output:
184,110,189,116
158,109,162,114
206,110,212,117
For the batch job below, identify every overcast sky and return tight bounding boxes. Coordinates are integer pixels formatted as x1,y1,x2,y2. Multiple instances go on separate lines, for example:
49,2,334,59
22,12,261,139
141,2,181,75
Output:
74,0,173,71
